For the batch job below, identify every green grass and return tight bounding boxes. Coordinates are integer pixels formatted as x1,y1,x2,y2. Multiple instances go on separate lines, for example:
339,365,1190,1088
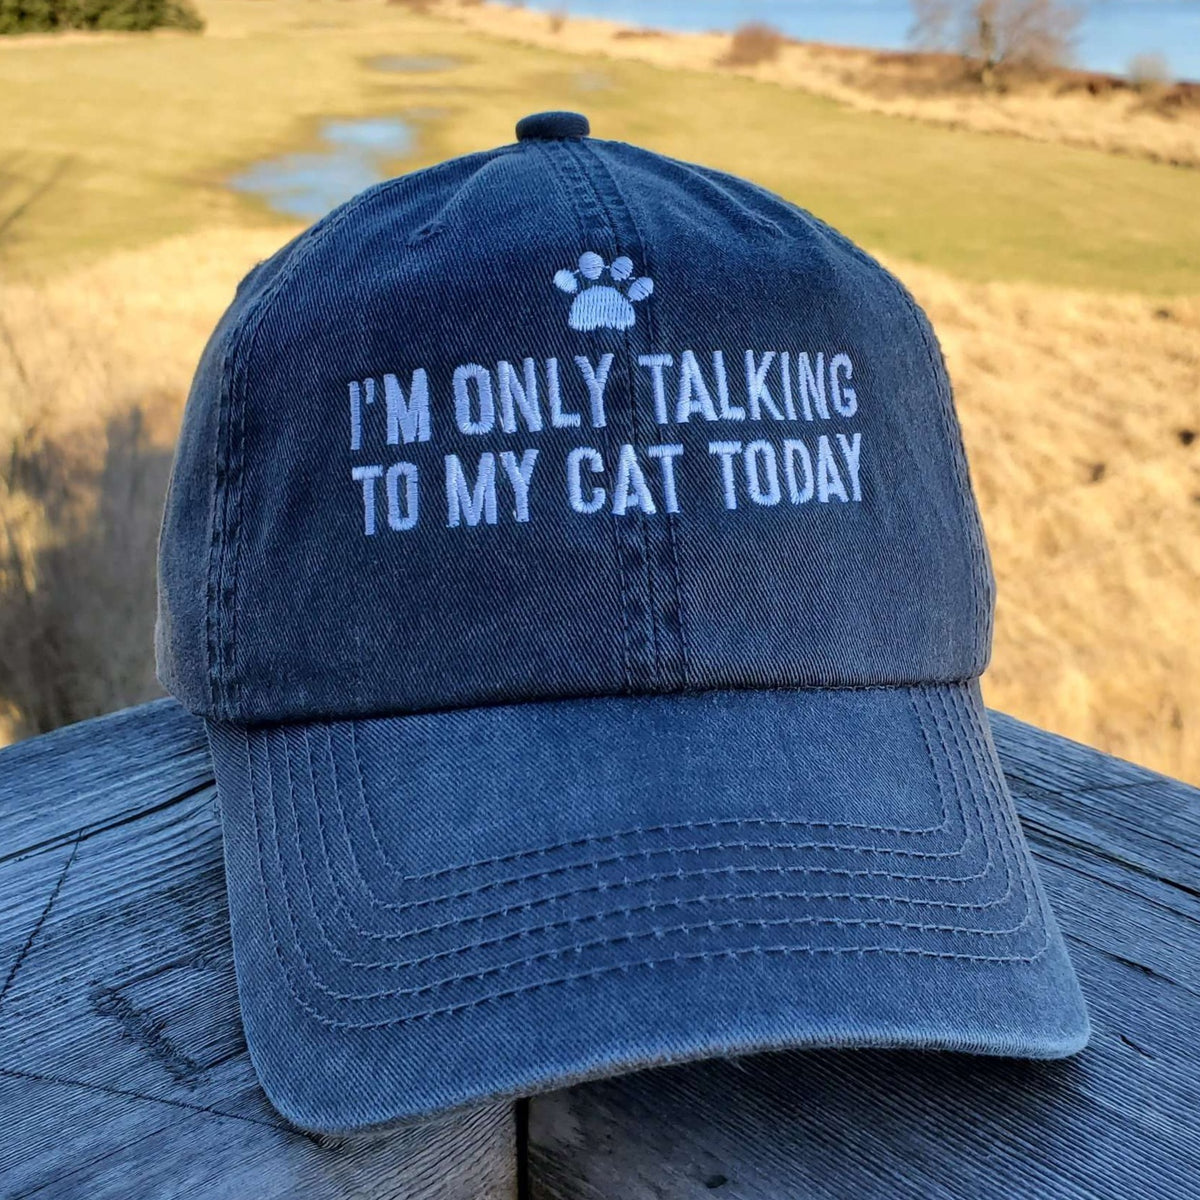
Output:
2,0,1198,292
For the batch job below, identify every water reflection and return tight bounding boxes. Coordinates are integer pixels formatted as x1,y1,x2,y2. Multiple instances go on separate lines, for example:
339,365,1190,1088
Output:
230,117,414,219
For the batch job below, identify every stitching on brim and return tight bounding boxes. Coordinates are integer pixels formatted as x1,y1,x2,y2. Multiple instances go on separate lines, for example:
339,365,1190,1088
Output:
262,687,1019,978
302,711,985,933
231,685,1050,1029
285,718,1008,961
335,685,964,888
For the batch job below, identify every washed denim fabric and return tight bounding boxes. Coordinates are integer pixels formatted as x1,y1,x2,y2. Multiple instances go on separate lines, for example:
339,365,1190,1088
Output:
157,112,1089,1134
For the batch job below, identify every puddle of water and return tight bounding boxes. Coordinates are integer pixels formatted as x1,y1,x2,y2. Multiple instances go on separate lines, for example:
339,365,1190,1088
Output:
367,53,460,73
322,117,414,153
230,116,414,220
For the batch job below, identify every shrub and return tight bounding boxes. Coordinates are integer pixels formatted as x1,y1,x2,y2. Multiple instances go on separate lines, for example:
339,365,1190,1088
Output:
1128,51,1171,91
0,0,202,34
718,22,785,69
0,0,57,33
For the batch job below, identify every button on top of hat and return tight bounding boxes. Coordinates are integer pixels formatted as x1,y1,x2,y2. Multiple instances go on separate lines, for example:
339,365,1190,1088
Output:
516,111,590,141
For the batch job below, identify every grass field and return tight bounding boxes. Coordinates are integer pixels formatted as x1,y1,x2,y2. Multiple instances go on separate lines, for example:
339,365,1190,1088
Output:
1,0,1198,781
3,2,1200,290
449,4,1200,170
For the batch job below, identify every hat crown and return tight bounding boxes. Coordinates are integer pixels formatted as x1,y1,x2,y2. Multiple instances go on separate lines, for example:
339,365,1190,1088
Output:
157,132,992,723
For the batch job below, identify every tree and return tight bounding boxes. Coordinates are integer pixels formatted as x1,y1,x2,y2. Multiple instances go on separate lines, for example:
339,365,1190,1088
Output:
910,0,1080,88
0,0,201,33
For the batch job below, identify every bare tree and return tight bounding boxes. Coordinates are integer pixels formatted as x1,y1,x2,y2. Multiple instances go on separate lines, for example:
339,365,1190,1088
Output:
910,0,1081,87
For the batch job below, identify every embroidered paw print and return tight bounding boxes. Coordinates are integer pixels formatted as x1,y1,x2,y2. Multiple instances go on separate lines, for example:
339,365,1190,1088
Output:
553,252,654,331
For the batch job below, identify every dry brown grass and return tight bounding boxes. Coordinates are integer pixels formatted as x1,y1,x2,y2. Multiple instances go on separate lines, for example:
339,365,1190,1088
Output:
2,226,1196,781
1,0,1197,788
0,226,289,740
442,1,1200,168
904,266,1200,781
0,409,171,737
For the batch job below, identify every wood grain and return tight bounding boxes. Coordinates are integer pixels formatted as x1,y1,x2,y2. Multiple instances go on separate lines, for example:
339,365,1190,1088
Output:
0,700,515,1200
528,711,1200,1199
4,699,1197,1199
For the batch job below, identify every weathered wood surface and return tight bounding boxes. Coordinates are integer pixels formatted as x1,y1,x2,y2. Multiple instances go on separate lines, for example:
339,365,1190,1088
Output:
529,711,1200,1199
0,701,515,1200
2,700,1199,1199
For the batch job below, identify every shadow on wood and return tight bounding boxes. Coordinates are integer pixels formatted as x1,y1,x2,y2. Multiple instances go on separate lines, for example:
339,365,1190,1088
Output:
0,701,515,1199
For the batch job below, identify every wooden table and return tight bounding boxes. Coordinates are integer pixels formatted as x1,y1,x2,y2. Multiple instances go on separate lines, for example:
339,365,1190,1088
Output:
1,699,1197,1199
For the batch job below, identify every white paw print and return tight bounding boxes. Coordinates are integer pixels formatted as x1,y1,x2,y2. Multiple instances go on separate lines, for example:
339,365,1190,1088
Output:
553,251,654,331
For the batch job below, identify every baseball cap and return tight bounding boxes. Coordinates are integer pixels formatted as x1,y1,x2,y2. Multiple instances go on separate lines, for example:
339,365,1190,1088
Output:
157,110,1089,1135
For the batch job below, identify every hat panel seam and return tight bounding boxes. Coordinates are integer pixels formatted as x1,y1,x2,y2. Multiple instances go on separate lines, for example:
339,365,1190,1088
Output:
582,141,692,692
592,141,786,239
205,329,236,717
568,140,665,692
534,140,636,693
799,212,993,671
552,139,659,692
216,152,514,721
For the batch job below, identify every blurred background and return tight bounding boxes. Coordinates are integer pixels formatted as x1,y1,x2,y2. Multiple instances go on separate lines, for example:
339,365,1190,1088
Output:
0,0,1196,780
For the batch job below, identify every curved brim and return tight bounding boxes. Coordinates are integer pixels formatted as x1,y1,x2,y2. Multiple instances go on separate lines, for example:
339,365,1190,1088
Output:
207,681,1089,1135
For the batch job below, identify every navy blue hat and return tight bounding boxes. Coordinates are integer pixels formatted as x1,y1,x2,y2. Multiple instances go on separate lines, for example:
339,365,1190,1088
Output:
157,111,1089,1134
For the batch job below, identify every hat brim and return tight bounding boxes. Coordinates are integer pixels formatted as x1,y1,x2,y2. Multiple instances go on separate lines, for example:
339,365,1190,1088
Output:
207,681,1089,1135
